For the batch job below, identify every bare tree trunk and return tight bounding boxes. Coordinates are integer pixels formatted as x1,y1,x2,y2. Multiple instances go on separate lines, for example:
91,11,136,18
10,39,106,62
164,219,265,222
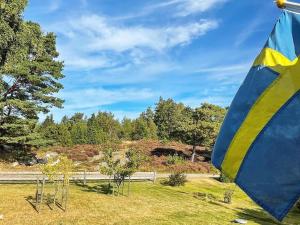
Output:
127,176,131,196
53,182,59,206
111,176,115,196
191,145,196,162
108,176,112,195
122,179,125,195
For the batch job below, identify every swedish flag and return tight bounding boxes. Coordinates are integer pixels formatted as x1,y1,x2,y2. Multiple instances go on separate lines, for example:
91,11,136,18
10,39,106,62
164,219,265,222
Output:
212,11,300,221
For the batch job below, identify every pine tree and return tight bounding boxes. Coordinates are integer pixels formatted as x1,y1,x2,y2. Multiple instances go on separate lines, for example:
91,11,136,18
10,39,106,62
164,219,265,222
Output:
87,114,99,144
131,118,149,140
41,114,55,128
120,117,133,140
39,114,59,145
173,103,226,162
57,124,72,147
131,108,158,140
0,0,64,151
71,121,88,144
140,108,157,139
0,0,27,67
95,112,121,141
154,97,185,140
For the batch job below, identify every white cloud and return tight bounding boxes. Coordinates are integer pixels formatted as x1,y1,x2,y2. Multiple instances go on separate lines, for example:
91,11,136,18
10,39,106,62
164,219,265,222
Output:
175,0,228,17
48,0,61,12
234,5,270,47
45,108,141,122
202,62,250,86
181,96,232,108
114,0,227,20
50,14,218,70
81,60,179,85
61,87,156,111
110,111,141,120
70,15,218,52
195,63,250,75
148,0,228,17
234,18,263,47
59,46,111,71
80,0,88,7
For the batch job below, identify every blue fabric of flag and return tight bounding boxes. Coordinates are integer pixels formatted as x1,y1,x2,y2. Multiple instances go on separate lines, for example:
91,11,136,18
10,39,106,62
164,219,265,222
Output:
212,11,300,221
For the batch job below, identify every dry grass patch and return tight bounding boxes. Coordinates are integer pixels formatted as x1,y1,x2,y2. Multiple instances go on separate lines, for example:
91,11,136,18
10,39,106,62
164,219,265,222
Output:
0,178,299,225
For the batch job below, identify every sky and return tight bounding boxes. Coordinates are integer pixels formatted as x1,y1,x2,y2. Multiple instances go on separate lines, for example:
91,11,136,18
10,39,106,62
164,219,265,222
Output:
23,0,283,121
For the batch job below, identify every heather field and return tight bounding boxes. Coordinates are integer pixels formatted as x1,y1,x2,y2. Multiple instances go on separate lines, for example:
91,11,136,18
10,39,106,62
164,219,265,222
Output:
0,140,215,173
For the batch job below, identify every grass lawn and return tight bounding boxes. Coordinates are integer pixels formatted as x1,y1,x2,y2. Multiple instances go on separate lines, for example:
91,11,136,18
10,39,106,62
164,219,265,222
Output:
0,178,299,225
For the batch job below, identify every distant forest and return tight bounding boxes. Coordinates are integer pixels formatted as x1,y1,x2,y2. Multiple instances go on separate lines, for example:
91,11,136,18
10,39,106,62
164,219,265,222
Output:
38,97,227,159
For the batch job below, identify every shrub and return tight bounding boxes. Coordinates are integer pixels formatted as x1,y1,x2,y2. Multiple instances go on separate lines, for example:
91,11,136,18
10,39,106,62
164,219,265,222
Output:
160,138,170,145
166,154,184,165
70,154,88,161
193,192,217,201
167,171,187,186
224,190,234,204
85,149,98,157
219,172,232,183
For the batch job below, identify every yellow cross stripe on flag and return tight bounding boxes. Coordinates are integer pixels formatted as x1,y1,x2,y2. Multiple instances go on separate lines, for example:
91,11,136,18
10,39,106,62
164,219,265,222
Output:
221,48,300,180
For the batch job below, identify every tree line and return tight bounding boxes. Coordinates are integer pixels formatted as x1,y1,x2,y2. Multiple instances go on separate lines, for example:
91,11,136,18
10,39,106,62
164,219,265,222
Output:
39,97,227,161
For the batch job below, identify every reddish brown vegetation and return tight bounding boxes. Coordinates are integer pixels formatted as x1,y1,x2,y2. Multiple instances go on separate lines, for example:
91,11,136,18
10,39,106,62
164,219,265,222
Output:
49,145,99,161
127,140,214,173
38,140,214,173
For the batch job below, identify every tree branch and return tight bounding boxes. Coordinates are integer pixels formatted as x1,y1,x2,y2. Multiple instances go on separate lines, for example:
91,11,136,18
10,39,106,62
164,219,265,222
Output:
2,77,20,100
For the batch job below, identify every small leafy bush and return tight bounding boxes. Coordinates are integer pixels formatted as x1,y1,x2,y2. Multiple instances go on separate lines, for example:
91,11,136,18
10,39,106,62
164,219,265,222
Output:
70,153,88,161
167,172,187,186
193,192,217,201
166,154,184,165
160,138,170,145
85,149,98,157
41,155,74,183
219,172,232,183
224,189,234,204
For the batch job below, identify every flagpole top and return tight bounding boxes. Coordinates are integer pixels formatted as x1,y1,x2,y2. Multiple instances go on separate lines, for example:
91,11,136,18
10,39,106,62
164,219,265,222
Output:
276,0,286,8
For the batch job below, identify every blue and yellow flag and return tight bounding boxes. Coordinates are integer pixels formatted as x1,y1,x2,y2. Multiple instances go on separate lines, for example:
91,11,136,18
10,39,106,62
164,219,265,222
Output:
212,11,300,221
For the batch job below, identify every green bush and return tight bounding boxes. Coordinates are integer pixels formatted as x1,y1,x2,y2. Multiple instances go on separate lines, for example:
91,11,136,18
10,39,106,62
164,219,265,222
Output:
193,192,217,201
224,189,234,204
166,154,184,165
167,172,187,186
219,172,232,183
160,138,170,145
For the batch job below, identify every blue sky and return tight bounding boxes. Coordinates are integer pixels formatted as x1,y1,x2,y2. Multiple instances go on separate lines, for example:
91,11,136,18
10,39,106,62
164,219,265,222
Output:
24,0,283,121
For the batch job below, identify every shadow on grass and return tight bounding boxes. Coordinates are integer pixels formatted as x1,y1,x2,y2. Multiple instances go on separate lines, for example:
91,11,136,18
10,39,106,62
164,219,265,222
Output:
55,201,66,212
25,195,66,213
156,180,192,197
191,196,283,224
160,179,170,186
235,208,282,225
74,181,113,195
25,196,39,213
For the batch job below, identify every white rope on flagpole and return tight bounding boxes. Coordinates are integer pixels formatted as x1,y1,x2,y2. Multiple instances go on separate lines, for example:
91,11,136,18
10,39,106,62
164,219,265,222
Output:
285,1,300,8
276,0,300,14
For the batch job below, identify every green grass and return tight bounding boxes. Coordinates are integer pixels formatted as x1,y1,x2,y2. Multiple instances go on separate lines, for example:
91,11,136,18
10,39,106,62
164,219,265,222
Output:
0,178,299,225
